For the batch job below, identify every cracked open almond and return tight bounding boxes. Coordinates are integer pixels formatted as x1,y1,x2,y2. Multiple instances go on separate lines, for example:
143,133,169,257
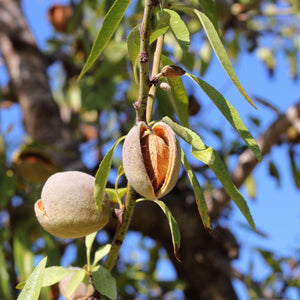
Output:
34,171,110,239
122,121,181,199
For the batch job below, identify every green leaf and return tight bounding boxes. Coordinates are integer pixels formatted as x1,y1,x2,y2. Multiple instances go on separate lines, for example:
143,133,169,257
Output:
0,244,10,299
85,232,97,253
153,200,181,261
94,136,126,211
164,9,190,51
181,150,211,229
66,269,86,298
181,8,256,108
42,267,72,287
198,0,219,32
136,198,181,260
186,73,262,162
161,55,189,127
199,40,212,76
93,244,111,267
162,116,215,165
78,0,131,79
17,257,47,300
92,266,117,300
244,175,256,200
13,231,34,282
106,187,127,204
162,117,255,230
127,11,170,70
208,154,256,230
127,25,140,67
151,11,170,43
289,148,300,188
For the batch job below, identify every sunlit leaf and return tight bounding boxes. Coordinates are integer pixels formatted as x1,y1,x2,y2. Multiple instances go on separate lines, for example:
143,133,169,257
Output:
94,136,126,211
18,257,47,300
164,9,190,51
127,25,140,67
151,11,170,42
198,0,219,31
161,55,189,127
162,116,215,165
0,244,10,299
153,200,181,261
175,7,256,108
181,150,211,229
244,175,256,200
163,117,255,229
85,232,97,253
66,269,86,298
13,231,34,282
92,266,117,300
78,0,131,79
42,267,72,287
209,154,256,230
186,73,262,162
106,188,127,204
93,244,111,267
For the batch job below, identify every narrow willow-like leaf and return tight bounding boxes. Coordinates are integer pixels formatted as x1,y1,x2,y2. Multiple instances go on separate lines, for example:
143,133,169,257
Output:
207,153,256,230
164,9,190,51
186,73,262,161
78,0,131,79
151,11,170,43
18,257,47,300
127,25,140,67
181,150,211,229
93,244,111,267
94,136,126,211
13,231,34,282
289,148,300,188
85,232,97,253
162,117,255,229
0,245,10,299
66,269,86,298
42,267,71,287
161,55,189,127
244,175,256,200
92,266,117,300
153,200,181,261
162,116,215,165
181,8,256,108
198,0,219,32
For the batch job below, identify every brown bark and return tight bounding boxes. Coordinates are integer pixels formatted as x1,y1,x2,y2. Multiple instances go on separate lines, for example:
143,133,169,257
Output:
0,0,81,168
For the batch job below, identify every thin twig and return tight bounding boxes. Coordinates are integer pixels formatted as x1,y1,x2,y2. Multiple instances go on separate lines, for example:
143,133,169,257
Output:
133,0,159,123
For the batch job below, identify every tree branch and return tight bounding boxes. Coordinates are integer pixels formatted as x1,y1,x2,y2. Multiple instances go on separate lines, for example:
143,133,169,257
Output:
0,0,82,168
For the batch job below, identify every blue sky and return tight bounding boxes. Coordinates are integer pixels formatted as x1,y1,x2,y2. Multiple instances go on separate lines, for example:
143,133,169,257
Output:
1,0,299,299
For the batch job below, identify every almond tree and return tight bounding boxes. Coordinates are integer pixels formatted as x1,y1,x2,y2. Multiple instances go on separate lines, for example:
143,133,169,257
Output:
0,0,299,299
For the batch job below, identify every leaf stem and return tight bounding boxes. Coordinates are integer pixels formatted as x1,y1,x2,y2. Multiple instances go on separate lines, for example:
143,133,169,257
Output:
134,0,159,123
104,184,136,271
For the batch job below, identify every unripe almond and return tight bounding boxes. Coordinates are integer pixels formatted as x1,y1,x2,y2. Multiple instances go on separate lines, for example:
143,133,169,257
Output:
34,171,110,239
161,65,185,78
122,122,181,199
